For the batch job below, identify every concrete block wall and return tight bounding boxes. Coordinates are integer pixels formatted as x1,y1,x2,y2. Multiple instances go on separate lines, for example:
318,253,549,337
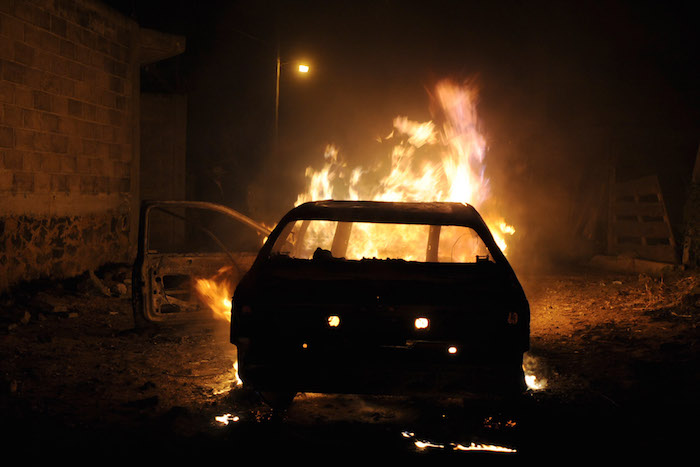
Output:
0,0,139,292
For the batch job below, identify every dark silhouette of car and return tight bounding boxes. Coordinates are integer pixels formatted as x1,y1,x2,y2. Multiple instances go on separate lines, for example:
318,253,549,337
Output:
231,200,529,408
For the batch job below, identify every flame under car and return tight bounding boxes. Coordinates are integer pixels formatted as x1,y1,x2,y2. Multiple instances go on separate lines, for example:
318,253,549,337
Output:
231,201,530,405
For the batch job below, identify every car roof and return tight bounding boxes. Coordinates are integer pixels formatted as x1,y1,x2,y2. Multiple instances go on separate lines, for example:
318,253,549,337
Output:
284,200,488,226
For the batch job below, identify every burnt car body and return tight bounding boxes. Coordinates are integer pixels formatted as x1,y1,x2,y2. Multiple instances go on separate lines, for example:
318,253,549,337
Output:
132,200,271,325
231,200,530,401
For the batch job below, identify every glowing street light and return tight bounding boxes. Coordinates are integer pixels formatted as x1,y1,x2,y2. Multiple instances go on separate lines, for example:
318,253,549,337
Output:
274,55,311,151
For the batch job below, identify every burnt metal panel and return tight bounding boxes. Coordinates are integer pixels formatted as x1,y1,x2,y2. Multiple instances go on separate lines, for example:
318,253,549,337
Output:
132,200,271,325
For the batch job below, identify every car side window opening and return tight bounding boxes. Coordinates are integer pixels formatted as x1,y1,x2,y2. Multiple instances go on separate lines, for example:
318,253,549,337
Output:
270,220,493,263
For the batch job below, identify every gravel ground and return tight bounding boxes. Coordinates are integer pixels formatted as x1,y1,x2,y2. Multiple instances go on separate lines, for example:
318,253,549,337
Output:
0,263,697,460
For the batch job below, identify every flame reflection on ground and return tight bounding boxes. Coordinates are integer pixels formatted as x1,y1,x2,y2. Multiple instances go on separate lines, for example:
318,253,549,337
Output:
402,431,517,453
214,413,240,425
523,353,549,391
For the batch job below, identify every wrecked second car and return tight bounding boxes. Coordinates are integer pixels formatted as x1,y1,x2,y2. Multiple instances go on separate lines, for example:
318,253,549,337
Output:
231,200,530,406
132,200,271,325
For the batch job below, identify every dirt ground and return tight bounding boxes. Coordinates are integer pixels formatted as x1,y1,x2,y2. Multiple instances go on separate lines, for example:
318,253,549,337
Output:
0,262,698,460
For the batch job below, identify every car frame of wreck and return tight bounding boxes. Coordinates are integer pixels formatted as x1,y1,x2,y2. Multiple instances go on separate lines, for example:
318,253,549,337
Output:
231,200,529,407
132,200,271,326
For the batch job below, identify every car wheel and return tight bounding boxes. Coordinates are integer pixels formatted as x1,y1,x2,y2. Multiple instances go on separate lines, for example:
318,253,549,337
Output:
258,391,297,411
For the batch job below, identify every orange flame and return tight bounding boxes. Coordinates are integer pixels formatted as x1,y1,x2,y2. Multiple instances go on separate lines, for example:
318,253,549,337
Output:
194,265,235,322
296,79,515,256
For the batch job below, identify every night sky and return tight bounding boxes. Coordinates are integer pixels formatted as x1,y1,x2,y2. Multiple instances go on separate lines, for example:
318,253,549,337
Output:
107,0,698,254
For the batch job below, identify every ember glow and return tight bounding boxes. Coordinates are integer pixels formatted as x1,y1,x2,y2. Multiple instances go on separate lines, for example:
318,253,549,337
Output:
454,442,517,453
295,79,515,257
214,413,240,425
523,353,548,390
525,373,546,391
402,431,517,453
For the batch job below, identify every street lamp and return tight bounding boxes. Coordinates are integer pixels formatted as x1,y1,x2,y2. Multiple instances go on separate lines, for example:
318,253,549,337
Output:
274,53,310,151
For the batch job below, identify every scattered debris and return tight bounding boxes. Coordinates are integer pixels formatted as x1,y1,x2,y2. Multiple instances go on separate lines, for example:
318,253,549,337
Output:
89,270,112,297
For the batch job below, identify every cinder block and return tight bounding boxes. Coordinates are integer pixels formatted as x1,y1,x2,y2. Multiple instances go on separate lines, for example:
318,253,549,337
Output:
66,60,84,80
90,157,104,175
107,109,122,126
32,90,52,111
60,155,77,173
67,98,81,117
40,153,60,172
39,73,61,94
39,112,59,132
34,131,52,152
0,171,12,191
76,155,90,173
22,108,38,129
23,151,41,171
13,40,35,66
51,174,69,193
50,173,69,192
51,94,67,114
0,124,14,147
50,133,68,153
74,43,90,65
83,102,96,120
50,15,67,38
0,35,13,59
1,149,22,169
12,172,34,192
2,60,26,83
34,172,50,192
82,139,97,156
95,175,108,193
57,116,76,134
79,174,96,194
14,86,32,108
108,76,124,94
33,50,53,72
50,54,69,76
59,39,75,59
108,142,120,160
2,104,22,127
67,174,80,192
0,81,15,103
14,129,35,150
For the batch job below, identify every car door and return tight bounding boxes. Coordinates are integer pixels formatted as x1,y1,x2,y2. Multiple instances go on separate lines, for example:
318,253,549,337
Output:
132,200,271,326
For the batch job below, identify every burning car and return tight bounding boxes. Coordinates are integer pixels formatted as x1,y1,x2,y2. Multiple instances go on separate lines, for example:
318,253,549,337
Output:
231,200,530,407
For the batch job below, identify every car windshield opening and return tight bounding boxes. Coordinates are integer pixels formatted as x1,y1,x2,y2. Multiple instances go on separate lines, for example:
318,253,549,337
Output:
270,220,493,263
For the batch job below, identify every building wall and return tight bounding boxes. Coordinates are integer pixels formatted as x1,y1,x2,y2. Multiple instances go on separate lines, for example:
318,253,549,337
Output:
0,0,139,291
140,92,186,251
140,93,185,202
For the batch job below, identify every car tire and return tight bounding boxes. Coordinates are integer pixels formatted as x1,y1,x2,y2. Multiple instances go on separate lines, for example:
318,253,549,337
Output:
258,391,297,411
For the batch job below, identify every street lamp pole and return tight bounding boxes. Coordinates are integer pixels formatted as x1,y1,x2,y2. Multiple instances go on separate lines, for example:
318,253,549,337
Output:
273,47,309,155
274,50,281,151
